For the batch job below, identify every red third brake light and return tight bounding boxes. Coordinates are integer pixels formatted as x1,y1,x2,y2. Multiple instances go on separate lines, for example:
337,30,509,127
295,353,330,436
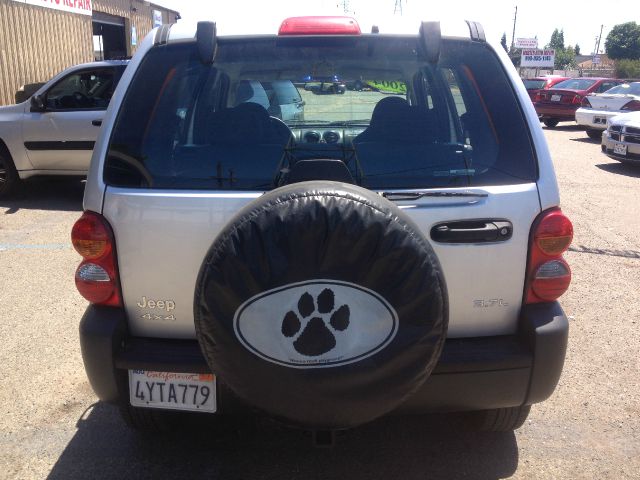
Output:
72,211,121,306
525,208,574,304
278,16,361,36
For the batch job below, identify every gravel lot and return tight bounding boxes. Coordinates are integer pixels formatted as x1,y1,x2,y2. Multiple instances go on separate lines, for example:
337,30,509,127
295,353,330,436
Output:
0,124,639,479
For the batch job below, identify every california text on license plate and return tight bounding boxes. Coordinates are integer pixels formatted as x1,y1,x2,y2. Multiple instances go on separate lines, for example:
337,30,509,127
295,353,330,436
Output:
129,370,216,412
614,143,627,156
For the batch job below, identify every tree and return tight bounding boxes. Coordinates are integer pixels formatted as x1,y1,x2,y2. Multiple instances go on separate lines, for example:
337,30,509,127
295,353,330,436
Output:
555,46,577,70
575,44,581,56
501,33,508,52
546,29,574,69
615,59,640,78
605,22,640,60
547,28,565,50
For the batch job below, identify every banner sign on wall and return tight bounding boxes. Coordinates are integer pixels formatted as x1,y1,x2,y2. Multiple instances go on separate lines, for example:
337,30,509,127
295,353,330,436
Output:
153,9,163,27
520,49,555,67
515,38,538,49
10,0,92,16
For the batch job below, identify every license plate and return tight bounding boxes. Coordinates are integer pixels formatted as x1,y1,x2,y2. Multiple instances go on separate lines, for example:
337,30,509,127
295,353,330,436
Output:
129,370,216,412
594,116,606,124
614,143,627,156
551,94,561,102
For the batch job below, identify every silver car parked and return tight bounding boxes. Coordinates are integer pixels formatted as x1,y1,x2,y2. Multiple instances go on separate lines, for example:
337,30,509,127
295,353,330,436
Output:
0,60,128,197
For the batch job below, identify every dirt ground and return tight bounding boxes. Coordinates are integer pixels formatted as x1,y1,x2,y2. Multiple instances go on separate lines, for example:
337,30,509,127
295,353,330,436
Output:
0,124,639,479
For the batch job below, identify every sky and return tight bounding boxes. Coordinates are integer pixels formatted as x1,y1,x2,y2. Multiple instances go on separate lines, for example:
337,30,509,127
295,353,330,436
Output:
153,0,638,55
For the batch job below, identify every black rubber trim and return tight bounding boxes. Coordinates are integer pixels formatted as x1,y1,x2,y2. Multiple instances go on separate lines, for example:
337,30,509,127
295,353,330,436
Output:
519,301,569,404
79,305,128,403
80,302,568,413
115,338,210,373
24,141,95,151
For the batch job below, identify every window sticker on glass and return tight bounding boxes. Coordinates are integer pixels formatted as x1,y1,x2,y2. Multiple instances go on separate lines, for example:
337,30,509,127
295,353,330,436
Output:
365,80,407,95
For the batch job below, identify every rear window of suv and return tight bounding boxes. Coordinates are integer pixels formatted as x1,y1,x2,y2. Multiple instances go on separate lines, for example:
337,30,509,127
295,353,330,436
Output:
105,36,537,191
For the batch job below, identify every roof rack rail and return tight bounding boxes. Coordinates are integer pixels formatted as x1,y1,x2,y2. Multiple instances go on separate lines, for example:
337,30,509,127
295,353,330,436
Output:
153,24,172,46
196,21,218,64
419,21,441,64
465,21,486,42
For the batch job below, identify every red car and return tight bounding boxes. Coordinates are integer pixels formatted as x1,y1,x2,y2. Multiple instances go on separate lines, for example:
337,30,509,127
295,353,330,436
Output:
523,76,569,102
534,77,623,127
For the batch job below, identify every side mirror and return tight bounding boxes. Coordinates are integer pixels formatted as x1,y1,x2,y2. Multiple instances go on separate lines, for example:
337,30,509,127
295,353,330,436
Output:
30,94,45,112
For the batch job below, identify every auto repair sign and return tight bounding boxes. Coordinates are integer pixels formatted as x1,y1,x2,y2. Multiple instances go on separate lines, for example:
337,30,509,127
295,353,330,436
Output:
521,49,555,67
10,0,92,16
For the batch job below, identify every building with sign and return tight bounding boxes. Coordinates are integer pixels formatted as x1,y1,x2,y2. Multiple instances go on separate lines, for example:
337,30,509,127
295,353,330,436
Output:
0,0,180,105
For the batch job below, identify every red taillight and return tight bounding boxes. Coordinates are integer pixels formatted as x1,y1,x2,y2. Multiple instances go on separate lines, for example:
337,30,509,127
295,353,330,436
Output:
621,100,640,111
533,91,542,102
525,209,573,304
72,211,121,306
278,16,361,36
581,96,592,108
572,95,583,105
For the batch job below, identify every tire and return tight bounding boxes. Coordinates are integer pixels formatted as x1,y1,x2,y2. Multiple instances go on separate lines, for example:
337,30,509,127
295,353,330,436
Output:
463,405,531,432
0,148,21,198
194,181,448,429
586,129,602,140
543,119,559,128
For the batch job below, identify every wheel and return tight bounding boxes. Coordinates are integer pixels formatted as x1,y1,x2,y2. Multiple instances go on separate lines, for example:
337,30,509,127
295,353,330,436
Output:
0,149,21,198
463,405,531,432
586,129,602,140
543,119,559,128
194,181,448,430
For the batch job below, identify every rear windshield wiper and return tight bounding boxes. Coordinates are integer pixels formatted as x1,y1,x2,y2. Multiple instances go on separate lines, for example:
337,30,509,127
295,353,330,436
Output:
381,190,488,201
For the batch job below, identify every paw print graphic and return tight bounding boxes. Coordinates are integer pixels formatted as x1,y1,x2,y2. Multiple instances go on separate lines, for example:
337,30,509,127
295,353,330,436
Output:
281,288,350,357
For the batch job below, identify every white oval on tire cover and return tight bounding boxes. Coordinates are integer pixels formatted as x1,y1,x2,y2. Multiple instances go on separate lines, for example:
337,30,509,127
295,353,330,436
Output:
234,280,398,369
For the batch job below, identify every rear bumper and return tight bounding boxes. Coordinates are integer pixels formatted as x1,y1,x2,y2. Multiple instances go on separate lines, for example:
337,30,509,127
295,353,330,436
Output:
534,102,578,121
80,302,568,414
575,108,618,130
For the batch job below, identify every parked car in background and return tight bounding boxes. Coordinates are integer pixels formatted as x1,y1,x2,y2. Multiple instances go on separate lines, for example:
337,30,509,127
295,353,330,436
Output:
533,77,623,128
576,82,640,139
235,80,305,121
303,75,346,94
601,111,640,165
0,60,128,197
523,76,569,102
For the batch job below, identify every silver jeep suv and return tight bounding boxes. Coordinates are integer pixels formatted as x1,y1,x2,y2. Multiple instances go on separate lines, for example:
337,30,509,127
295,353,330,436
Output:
73,17,573,435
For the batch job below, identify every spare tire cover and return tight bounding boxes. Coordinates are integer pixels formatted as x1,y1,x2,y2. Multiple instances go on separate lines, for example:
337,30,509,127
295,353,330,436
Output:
194,181,448,429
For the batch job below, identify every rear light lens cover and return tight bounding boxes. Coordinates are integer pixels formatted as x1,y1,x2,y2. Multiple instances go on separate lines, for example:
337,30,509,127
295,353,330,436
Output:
72,211,121,306
572,94,583,105
525,208,574,304
580,96,592,108
621,100,640,111
531,260,572,302
535,210,573,255
278,16,361,36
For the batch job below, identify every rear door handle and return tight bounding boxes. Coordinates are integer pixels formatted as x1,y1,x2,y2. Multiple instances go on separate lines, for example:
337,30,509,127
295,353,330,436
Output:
431,220,512,243
91,119,102,127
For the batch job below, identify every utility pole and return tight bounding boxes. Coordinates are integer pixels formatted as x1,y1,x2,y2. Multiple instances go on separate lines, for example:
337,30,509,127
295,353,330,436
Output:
510,5,518,51
595,24,604,55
